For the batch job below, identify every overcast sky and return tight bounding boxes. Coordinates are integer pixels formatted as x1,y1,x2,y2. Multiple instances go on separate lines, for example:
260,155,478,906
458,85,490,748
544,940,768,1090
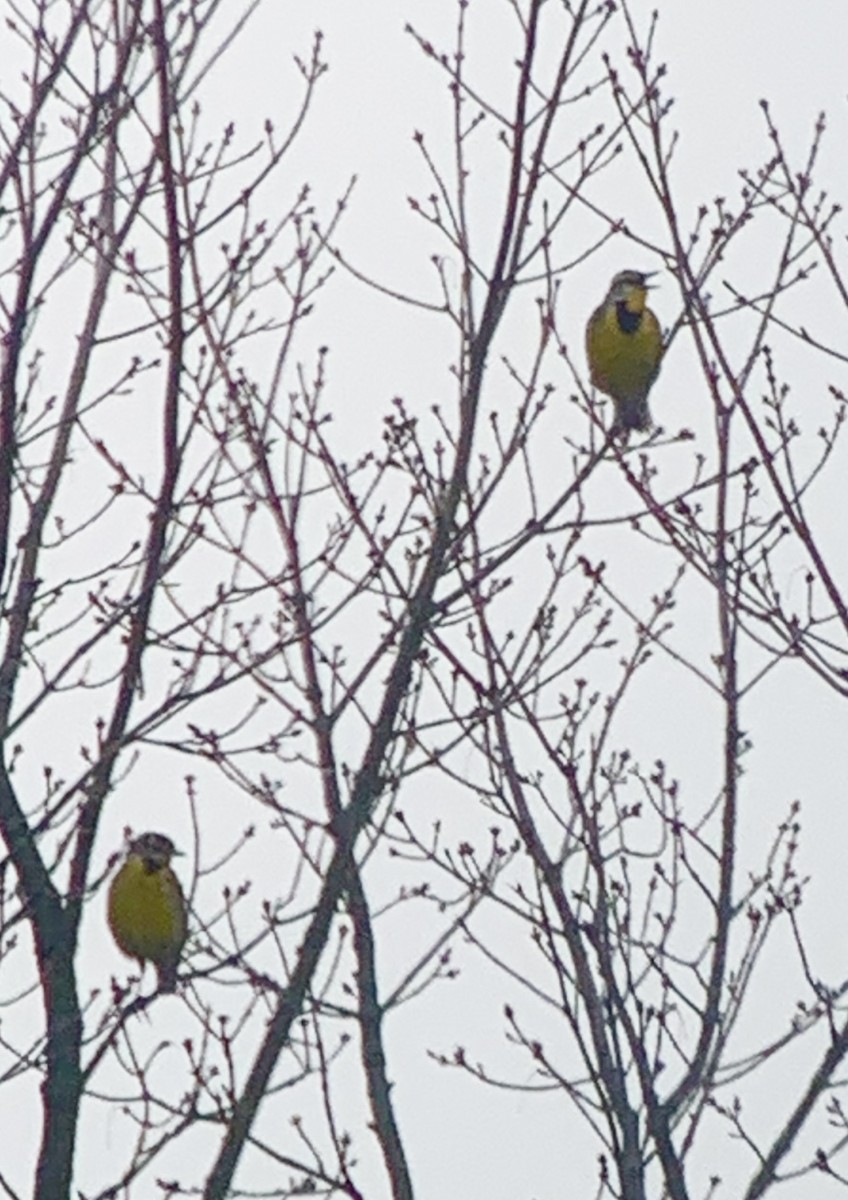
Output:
3,2,848,1197
169,5,848,1194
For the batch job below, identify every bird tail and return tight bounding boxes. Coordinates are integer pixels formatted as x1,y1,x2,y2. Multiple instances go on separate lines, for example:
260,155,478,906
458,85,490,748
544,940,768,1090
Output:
614,395,652,433
156,960,179,993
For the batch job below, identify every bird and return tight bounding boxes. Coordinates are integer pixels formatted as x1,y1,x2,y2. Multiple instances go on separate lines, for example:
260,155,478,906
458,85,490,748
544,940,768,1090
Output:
585,269,663,433
107,831,187,993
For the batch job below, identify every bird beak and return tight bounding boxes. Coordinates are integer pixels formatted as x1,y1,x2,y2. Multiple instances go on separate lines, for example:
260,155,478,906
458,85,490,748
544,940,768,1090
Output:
642,271,658,288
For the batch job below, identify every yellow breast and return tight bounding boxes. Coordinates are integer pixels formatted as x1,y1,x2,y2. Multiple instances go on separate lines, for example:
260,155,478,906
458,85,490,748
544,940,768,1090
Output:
586,302,663,401
107,855,186,965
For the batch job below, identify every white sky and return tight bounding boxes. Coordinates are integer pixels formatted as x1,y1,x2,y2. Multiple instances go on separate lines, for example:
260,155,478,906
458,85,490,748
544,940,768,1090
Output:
2,1,848,1197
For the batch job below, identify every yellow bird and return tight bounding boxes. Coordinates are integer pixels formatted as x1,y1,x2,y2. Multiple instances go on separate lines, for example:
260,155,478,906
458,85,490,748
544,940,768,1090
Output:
585,269,663,433
107,831,187,993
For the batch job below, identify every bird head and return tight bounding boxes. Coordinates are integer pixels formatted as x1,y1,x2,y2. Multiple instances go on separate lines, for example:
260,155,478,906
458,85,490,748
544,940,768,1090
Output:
606,269,656,312
127,830,182,869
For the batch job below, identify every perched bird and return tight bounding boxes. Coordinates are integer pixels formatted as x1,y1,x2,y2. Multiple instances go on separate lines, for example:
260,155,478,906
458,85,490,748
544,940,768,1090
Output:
585,269,663,433
107,831,187,993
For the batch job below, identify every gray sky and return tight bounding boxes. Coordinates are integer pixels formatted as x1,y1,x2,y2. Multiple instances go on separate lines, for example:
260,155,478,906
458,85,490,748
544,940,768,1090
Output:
3,1,848,1197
